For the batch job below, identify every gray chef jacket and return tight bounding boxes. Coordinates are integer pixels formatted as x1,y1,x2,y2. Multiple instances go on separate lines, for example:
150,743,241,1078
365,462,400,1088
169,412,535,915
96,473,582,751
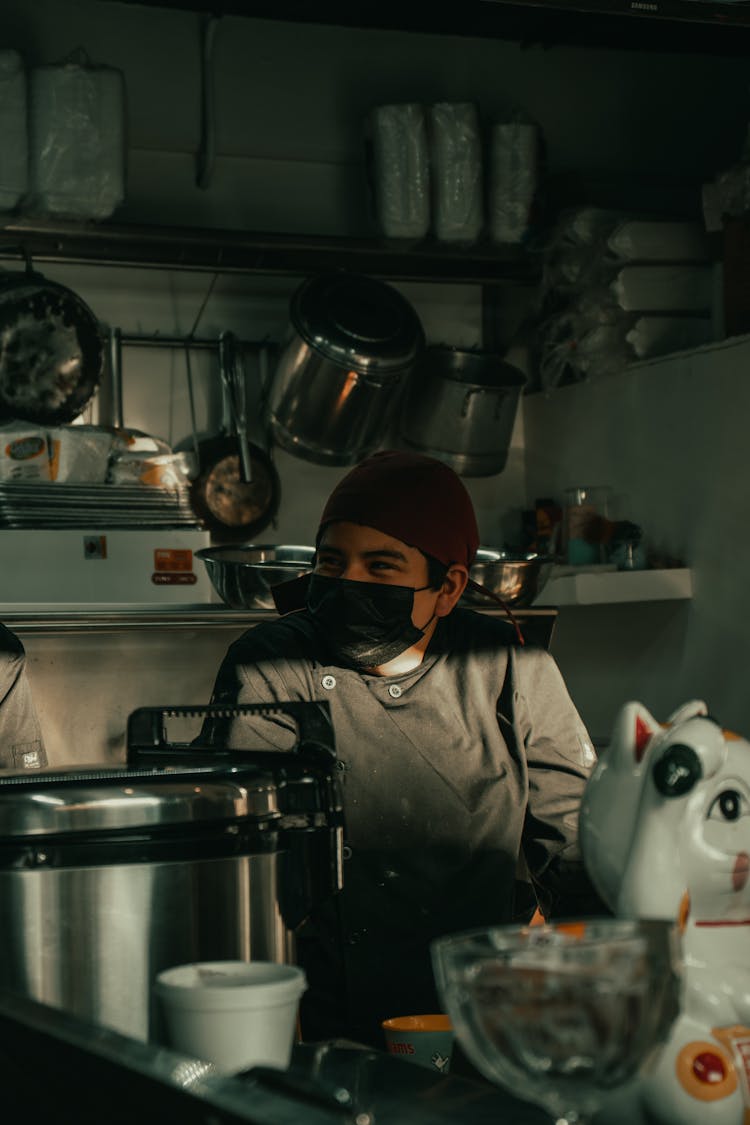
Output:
208,605,603,1046
0,624,47,771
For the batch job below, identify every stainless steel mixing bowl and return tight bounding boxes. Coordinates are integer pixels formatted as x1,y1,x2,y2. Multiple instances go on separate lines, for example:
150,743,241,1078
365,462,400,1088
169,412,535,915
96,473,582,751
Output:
197,544,315,610
463,549,555,608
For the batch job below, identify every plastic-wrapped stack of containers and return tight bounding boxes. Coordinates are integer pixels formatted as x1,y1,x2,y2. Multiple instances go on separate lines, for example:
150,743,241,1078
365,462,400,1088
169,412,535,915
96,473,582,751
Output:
367,103,432,240
535,208,717,389
367,100,539,246
0,47,125,221
428,102,484,244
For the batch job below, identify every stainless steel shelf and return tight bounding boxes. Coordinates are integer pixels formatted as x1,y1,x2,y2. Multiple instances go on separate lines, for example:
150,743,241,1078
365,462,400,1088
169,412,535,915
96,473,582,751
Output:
2,603,557,632
0,218,540,285
0,606,258,631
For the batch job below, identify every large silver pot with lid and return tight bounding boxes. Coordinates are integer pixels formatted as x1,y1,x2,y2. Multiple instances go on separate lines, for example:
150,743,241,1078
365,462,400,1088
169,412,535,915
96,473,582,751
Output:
266,272,424,466
0,702,343,1044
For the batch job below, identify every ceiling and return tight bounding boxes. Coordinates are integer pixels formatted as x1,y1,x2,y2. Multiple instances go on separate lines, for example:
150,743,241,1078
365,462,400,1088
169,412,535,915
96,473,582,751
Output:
103,0,750,54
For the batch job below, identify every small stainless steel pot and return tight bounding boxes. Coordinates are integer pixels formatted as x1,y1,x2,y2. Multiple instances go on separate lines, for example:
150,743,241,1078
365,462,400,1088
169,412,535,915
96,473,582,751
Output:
398,346,526,477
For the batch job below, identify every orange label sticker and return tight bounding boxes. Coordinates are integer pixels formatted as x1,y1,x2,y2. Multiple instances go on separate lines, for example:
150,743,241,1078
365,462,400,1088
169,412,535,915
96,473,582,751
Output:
152,572,197,586
6,435,46,461
154,549,193,573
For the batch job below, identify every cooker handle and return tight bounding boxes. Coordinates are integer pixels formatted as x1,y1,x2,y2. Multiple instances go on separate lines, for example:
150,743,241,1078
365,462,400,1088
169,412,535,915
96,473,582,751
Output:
126,700,336,762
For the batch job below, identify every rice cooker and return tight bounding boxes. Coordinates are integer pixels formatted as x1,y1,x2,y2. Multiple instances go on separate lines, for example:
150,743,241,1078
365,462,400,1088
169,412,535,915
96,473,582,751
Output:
0,702,343,1043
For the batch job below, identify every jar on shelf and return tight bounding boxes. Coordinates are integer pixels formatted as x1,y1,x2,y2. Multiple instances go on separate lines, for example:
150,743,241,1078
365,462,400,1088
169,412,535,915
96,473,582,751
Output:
563,485,612,565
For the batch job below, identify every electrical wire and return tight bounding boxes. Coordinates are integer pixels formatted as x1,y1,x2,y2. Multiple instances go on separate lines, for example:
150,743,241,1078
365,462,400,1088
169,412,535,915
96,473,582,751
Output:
196,14,220,190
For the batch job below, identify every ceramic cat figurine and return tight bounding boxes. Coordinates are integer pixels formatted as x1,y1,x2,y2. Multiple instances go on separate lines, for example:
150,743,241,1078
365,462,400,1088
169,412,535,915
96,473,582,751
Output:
580,699,750,1125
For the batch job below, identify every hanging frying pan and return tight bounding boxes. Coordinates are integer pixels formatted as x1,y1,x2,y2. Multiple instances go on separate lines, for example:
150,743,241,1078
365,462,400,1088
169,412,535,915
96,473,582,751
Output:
188,331,281,542
0,265,104,424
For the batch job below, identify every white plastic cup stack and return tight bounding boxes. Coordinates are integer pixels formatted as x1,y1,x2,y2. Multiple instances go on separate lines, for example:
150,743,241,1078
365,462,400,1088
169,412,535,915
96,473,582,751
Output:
489,121,539,245
368,103,431,239
155,960,307,1075
428,102,484,244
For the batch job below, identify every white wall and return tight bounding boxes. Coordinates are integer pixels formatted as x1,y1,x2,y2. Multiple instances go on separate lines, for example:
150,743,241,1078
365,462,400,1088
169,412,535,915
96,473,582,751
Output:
524,335,750,741
1,0,748,761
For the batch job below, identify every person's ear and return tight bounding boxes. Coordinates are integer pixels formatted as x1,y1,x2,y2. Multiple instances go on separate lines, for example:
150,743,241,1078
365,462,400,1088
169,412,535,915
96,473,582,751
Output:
434,565,468,617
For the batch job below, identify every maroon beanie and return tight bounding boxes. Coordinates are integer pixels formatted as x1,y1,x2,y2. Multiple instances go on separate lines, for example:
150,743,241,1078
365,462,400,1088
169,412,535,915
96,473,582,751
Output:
317,450,479,569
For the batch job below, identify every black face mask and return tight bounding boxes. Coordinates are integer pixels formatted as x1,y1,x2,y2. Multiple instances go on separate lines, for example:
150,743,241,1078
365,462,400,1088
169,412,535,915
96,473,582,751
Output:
306,573,433,670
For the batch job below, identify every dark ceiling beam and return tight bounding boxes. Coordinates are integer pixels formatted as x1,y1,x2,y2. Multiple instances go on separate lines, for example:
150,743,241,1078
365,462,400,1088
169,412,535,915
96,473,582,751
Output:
102,0,750,55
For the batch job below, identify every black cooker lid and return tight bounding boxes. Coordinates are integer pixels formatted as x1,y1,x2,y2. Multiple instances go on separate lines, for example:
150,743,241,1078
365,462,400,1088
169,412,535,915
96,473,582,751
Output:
0,701,342,848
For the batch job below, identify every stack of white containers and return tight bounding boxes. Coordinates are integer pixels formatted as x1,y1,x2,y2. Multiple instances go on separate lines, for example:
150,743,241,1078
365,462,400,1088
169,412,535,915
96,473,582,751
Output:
367,103,432,240
536,207,717,390
367,101,539,245
427,102,484,244
0,47,125,222
487,120,539,244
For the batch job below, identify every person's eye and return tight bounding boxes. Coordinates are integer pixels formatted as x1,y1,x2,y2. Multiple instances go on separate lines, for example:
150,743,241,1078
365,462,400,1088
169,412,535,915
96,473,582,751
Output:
369,560,397,573
316,555,342,573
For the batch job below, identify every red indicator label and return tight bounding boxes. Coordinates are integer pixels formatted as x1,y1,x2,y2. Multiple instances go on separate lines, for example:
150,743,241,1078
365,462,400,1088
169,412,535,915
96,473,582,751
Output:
154,549,194,572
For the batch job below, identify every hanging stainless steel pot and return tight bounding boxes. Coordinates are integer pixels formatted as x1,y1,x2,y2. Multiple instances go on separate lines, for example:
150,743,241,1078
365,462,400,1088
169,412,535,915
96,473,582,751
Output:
265,272,424,466
0,267,104,424
398,345,527,477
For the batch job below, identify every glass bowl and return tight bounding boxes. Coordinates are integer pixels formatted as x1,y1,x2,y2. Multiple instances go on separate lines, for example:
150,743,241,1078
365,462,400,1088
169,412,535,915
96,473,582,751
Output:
431,919,680,1124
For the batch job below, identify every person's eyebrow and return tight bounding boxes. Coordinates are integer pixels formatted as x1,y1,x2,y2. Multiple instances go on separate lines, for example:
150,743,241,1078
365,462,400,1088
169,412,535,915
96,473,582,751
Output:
362,548,408,563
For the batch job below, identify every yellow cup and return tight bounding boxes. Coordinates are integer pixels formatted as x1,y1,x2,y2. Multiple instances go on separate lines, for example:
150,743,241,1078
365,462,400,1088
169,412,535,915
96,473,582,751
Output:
381,1014,454,1074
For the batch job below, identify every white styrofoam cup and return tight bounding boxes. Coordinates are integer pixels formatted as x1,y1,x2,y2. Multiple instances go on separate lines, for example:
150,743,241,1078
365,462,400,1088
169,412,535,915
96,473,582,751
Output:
155,960,307,1075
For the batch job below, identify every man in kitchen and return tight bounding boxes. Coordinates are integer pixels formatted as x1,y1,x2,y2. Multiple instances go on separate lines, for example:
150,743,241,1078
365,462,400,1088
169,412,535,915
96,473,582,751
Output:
206,449,606,1049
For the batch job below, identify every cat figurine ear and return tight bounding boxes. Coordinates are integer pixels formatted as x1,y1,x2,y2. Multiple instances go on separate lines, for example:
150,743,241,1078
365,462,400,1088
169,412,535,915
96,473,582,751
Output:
613,700,662,765
666,700,708,726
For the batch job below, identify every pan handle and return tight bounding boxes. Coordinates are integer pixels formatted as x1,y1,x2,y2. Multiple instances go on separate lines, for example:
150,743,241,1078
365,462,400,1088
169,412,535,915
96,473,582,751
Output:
108,326,124,429
219,329,254,483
